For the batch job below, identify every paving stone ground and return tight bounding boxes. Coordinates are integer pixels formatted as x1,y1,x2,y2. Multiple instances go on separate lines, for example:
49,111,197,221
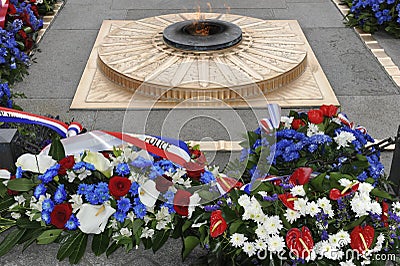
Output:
2,0,400,265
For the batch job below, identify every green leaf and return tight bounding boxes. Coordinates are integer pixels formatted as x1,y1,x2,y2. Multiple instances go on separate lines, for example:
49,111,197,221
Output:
182,236,200,261
7,178,35,192
0,228,26,256
152,230,170,253
49,135,65,161
106,241,119,257
0,182,7,198
132,219,144,234
20,228,46,251
92,230,110,256
371,188,393,200
343,215,367,231
229,220,243,234
56,232,84,261
37,229,63,244
0,197,16,212
68,233,88,264
16,217,41,229
310,173,326,192
182,220,193,233
0,217,16,227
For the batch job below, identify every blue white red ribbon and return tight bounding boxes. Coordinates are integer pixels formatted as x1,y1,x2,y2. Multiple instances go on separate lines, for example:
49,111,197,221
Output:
338,112,368,135
259,104,281,134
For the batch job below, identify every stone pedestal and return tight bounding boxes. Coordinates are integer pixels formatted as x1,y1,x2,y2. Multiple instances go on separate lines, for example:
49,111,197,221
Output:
0,129,18,170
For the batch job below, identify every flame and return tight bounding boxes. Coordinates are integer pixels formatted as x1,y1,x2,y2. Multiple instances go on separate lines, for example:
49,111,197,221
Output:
224,2,231,14
193,4,211,36
207,2,212,12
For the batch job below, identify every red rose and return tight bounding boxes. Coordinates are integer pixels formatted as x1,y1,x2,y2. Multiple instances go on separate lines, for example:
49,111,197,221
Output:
307,109,324,124
108,176,131,199
155,176,173,193
350,225,374,254
7,175,19,196
320,104,338,117
210,210,227,238
173,190,192,216
184,161,205,181
289,167,313,186
50,203,72,229
291,119,305,130
286,226,314,259
58,155,75,175
190,149,202,159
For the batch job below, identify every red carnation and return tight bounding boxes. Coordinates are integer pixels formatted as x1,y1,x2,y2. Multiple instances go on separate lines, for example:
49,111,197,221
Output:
7,175,19,196
292,119,305,130
50,203,72,229
289,167,313,186
173,190,192,216
155,175,173,193
108,176,131,199
307,109,324,124
58,155,75,175
320,104,338,117
210,210,227,238
184,161,205,181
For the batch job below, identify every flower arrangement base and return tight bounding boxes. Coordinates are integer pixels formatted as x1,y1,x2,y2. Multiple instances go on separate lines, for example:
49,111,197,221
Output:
71,14,339,110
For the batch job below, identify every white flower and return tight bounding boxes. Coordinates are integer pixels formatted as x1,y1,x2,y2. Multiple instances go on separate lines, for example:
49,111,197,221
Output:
358,183,373,194
290,185,306,197
317,197,333,214
284,208,301,223
336,230,351,246
188,193,201,218
255,239,267,251
76,203,116,234
306,201,320,217
67,170,77,182
255,225,268,240
14,195,26,205
36,0,43,4
266,235,285,253
334,131,356,149
238,194,251,207
11,212,21,219
281,116,294,129
141,227,155,238
230,233,247,247
0,170,10,185
338,178,352,187
83,151,113,177
294,198,308,215
263,216,282,235
307,123,324,137
120,227,132,237
350,194,370,217
127,211,136,222
74,165,92,181
370,201,382,215
139,180,160,208
16,154,56,174
258,191,269,197
242,242,256,256
393,201,400,216
69,194,83,213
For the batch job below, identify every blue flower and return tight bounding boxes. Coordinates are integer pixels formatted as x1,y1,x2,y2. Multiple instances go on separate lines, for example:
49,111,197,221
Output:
200,170,216,184
114,211,127,223
115,163,130,176
129,182,140,196
85,192,99,205
41,211,51,225
117,197,131,213
77,184,87,195
38,164,60,184
15,167,23,178
131,156,153,168
54,184,67,204
133,199,147,219
161,202,176,214
65,214,80,230
42,199,54,212
34,184,47,199
163,191,175,204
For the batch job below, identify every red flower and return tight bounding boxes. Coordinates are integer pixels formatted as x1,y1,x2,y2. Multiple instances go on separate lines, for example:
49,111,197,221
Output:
58,155,75,175
350,225,374,254
381,201,389,227
190,149,202,159
286,226,314,259
307,109,324,124
8,4,17,15
210,210,227,238
155,175,173,193
108,176,131,199
7,175,19,196
278,193,297,210
101,152,111,159
292,119,305,130
289,167,313,186
50,203,72,229
320,104,338,117
329,183,359,200
173,190,192,216
184,161,205,181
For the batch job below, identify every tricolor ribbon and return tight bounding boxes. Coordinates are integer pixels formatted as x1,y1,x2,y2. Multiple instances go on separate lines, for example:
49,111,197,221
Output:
338,112,368,135
259,104,281,134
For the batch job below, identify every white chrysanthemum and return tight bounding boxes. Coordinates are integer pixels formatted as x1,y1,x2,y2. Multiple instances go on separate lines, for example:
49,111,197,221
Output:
306,201,321,217
255,226,268,240
370,201,382,215
358,182,373,194
290,185,306,197
334,131,356,149
338,178,352,187
238,195,251,207
284,208,301,223
230,233,247,247
242,242,257,256
140,227,155,238
266,235,285,253
350,194,369,217
317,197,332,212
281,116,294,129
307,123,324,137
255,239,267,250
263,216,282,235
294,198,308,215
393,202,400,216
336,230,351,246
120,227,132,237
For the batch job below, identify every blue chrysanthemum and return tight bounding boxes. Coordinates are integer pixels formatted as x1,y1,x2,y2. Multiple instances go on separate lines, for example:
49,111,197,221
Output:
42,198,54,212
114,211,127,223
131,156,153,168
117,197,132,213
129,182,140,196
115,163,130,176
54,184,67,204
15,167,23,179
65,214,80,230
200,171,216,184
34,183,47,199
41,211,51,225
